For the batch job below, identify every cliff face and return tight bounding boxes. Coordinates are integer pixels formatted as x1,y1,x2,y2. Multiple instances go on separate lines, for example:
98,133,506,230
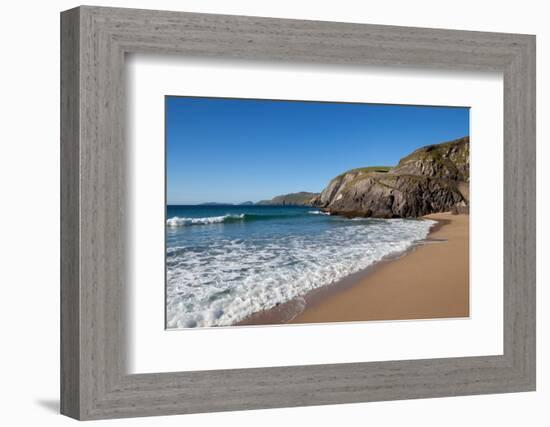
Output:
257,191,319,206
392,136,469,181
312,137,469,218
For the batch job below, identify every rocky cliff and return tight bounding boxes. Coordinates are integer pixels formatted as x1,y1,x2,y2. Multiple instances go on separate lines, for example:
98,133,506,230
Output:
312,136,469,218
257,192,319,206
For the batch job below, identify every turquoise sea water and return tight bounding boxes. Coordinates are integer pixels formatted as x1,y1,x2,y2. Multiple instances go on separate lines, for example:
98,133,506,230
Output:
166,205,435,328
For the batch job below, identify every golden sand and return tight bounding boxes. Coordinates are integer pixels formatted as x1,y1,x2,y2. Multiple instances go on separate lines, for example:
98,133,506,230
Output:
290,213,469,324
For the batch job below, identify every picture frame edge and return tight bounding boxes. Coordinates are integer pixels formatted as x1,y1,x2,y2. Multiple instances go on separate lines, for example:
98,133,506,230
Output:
60,5,536,420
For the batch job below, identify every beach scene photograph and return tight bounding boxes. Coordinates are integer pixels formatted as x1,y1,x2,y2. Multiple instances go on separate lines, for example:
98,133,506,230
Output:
165,96,470,329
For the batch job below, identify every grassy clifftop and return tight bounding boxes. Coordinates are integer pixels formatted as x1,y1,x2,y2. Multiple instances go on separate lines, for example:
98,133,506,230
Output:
312,136,470,218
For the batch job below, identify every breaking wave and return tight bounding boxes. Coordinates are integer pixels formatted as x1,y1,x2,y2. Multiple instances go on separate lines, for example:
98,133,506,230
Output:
166,214,245,226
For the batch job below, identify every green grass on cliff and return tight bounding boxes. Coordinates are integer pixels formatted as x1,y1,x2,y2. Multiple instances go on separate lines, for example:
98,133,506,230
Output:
331,136,469,194
397,136,469,166
347,166,392,174
336,166,392,180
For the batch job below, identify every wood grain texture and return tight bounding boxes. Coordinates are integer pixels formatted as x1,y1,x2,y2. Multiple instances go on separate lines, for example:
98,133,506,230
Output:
60,7,80,419
60,5,536,420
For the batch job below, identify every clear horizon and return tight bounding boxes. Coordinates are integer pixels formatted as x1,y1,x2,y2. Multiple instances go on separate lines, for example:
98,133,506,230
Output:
166,96,469,205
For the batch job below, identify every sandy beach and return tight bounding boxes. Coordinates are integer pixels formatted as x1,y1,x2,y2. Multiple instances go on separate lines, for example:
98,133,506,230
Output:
290,212,469,324
239,212,469,326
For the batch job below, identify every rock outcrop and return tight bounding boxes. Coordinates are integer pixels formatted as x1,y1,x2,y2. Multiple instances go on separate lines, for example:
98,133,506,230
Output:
312,136,469,218
257,192,319,206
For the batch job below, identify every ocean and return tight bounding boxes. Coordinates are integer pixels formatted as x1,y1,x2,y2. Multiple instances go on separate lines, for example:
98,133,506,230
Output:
166,205,435,328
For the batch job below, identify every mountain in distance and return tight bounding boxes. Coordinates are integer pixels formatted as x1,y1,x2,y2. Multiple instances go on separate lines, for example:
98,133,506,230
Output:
311,136,469,218
256,192,320,206
198,202,234,206
239,201,254,205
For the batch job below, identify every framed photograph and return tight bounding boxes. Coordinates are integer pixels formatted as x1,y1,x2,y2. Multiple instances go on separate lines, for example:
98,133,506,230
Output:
61,6,536,420
164,97,471,329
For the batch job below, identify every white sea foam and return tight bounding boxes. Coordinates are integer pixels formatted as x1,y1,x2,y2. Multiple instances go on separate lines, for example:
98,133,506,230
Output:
166,218,436,328
166,214,245,226
308,210,330,215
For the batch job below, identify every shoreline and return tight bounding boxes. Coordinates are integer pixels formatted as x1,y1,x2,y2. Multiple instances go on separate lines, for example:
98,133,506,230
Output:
237,212,469,326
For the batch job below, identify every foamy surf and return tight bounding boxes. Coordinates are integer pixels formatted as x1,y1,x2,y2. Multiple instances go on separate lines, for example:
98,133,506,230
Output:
166,206,436,329
166,213,245,226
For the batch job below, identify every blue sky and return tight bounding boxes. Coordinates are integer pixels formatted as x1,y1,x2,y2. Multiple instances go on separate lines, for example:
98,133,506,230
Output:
166,96,469,205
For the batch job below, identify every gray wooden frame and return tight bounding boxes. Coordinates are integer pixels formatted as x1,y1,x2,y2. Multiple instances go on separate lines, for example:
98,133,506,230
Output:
61,5,536,420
